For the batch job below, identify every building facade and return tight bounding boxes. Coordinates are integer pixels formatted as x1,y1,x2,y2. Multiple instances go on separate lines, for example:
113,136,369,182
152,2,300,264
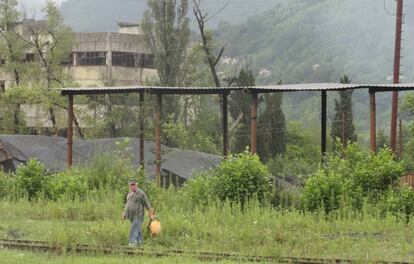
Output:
0,20,157,131
66,22,157,87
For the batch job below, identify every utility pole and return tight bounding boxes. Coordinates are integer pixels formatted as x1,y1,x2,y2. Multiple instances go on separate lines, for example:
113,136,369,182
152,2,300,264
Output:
390,0,404,152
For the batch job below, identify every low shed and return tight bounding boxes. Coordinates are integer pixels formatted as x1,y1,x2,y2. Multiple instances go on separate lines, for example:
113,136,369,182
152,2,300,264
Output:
0,135,220,185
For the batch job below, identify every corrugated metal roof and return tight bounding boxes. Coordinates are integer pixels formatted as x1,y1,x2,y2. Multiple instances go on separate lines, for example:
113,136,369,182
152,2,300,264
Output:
253,83,361,92
60,86,236,95
59,83,414,95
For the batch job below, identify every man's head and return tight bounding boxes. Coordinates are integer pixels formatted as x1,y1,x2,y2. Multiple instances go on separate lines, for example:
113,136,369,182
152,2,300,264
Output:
129,180,138,192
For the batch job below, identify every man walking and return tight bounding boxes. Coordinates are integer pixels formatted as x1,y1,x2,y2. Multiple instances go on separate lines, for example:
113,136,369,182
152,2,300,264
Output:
123,180,155,246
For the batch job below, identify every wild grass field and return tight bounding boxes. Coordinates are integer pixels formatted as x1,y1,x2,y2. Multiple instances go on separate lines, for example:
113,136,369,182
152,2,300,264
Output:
0,190,414,262
1,145,414,262
0,249,239,264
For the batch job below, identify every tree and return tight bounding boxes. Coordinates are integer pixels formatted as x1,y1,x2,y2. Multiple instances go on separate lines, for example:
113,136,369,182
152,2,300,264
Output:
16,1,76,136
142,0,190,122
192,0,225,88
0,0,30,133
258,88,286,161
229,68,256,153
330,75,357,146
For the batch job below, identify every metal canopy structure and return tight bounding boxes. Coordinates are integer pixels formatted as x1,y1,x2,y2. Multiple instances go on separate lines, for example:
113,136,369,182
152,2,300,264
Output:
60,82,414,186
61,86,234,95
60,83,414,95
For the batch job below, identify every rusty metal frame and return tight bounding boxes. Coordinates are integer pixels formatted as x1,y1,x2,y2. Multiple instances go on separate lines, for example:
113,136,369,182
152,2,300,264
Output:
369,89,377,152
250,92,258,154
61,83,414,184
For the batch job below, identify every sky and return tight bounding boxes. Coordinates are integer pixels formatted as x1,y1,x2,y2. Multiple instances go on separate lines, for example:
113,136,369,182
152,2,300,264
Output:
18,0,66,17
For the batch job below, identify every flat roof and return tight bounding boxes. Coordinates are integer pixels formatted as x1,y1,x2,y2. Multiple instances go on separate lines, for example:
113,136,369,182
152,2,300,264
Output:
60,83,414,95
60,86,236,95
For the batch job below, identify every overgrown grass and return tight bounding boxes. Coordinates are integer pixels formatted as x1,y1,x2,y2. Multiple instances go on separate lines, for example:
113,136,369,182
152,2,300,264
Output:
1,189,414,262
1,143,413,262
0,249,239,264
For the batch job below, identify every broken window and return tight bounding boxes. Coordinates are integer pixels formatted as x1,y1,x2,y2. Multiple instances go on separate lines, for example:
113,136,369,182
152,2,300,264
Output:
77,52,106,66
112,52,137,68
112,52,155,69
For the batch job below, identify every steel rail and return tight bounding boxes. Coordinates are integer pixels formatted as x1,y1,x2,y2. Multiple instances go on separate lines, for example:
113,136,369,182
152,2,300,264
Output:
0,239,412,264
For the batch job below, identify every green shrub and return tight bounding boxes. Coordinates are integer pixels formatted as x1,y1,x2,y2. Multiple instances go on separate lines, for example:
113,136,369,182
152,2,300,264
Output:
0,171,14,199
301,143,405,213
179,172,213,207
15,159,50,200
301,170,359,213
211,151,272,205
329,143,405,193
80,152,136,194
49,170,89,200
380,185,414,220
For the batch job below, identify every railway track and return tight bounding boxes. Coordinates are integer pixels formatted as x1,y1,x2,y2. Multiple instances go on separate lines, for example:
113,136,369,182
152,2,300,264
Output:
0,239,412,264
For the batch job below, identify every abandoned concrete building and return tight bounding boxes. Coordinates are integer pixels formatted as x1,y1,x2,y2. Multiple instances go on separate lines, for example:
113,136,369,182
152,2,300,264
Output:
66,22,157,87
0,19,157,88
0,19,157,130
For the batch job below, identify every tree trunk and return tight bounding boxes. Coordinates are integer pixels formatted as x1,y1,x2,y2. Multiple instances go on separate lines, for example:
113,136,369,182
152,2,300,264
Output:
73,113,84,139
13,103,20,134
49,107,58,136
106,95,116,137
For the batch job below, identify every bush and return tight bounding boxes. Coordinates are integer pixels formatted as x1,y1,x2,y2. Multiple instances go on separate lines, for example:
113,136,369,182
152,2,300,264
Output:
301,170,359,213
179,152,272,207
179,172,213,207
49,170,89,200
343,146,405,193
211,151,272,205
380,185,414,220
81,153,128,191
15,159,50,200
301,143,405,213
0,171,14,199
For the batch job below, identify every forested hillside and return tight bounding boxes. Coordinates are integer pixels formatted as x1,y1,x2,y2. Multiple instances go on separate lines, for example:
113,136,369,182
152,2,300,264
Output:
215,0,414,84
214,0,414,143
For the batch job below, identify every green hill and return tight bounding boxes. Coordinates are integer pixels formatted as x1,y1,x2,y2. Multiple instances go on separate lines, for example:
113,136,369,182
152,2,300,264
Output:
215,0,414,84
213,0,414,145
